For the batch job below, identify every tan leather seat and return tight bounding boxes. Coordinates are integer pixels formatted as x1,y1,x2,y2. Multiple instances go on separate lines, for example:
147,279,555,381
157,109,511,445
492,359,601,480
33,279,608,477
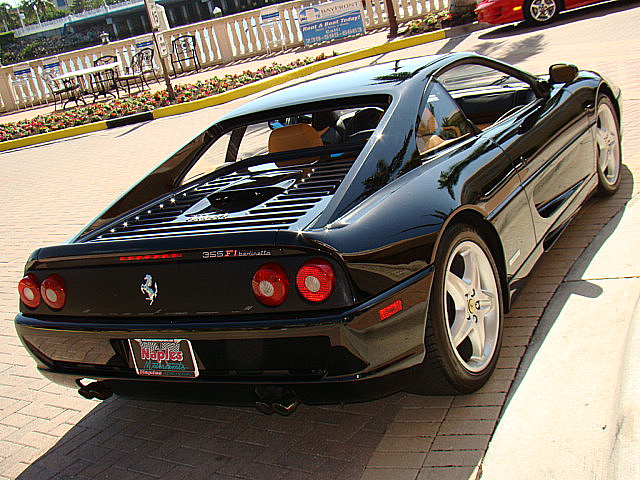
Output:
416,108,444,155
268,123,323,166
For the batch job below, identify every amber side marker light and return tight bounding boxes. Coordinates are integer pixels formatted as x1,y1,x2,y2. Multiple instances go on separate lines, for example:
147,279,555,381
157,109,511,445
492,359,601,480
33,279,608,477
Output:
18,274,41,308
252,263,290,306
379,299,403,321
296,259,335,302
41,274,66,310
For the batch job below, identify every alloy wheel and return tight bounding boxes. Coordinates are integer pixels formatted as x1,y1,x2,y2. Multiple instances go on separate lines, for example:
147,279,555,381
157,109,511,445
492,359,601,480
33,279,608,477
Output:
529,0,557,22
595,101,620,189
443,240,500,373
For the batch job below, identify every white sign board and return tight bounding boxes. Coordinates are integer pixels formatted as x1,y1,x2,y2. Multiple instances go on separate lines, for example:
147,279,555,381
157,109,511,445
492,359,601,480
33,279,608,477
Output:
149,4,161,29
299,0,365,46
154,33,169,58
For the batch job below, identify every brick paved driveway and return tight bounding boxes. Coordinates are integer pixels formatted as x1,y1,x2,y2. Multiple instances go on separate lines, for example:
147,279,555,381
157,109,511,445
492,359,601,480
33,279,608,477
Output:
1,2,638,479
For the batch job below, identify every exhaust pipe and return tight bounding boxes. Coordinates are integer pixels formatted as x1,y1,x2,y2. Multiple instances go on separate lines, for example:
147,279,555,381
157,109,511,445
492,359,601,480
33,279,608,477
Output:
254,386,299,416
76,379,112,400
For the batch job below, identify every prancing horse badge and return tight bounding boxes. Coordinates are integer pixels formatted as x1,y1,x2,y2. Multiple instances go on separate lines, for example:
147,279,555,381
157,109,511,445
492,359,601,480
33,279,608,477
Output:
140,274,158,305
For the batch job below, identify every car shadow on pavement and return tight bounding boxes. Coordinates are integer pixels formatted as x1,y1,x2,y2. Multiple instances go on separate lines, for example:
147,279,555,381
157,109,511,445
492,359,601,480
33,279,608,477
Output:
478,0,640,41
408,32,546,66
15,390,407,479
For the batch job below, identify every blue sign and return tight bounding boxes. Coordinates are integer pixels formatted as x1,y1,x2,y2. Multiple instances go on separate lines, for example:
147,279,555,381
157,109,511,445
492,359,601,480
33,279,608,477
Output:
299,0,365,46
136,40,154,49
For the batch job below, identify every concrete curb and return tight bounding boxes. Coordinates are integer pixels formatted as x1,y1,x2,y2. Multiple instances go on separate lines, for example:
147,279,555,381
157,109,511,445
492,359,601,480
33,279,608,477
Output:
0,23,490,153
608,291,640,479
0,122,107,151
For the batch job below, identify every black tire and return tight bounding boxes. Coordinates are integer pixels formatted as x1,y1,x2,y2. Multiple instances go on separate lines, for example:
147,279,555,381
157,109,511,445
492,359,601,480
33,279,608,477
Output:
523,0,559,25
595,95,622,196
408,224,504,395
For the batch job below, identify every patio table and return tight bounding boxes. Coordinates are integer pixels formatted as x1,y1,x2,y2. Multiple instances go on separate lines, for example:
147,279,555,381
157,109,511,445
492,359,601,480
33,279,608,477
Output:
53,62,122,103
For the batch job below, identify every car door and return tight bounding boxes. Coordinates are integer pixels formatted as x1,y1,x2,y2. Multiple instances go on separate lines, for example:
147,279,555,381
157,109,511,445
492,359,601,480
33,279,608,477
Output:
564,0,599,9
439,61,594,250
434,63,538,281
485,85,595,251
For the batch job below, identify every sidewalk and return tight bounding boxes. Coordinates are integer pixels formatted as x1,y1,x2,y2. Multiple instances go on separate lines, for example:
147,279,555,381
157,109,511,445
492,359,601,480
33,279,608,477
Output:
479,193,640,480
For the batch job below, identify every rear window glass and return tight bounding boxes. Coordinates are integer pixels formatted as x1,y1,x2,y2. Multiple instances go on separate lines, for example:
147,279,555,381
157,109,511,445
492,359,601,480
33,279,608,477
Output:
182,102,389,184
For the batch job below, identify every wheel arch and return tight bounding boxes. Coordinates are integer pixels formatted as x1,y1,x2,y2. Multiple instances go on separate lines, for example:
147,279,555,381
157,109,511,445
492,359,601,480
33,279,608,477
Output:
432,208,511,313
596,82,621,124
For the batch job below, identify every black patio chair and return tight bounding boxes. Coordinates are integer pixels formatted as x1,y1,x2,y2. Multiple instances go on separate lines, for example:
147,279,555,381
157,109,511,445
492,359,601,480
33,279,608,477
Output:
117,48,159,95
42,69,85,110
170,35,201,75
91,55,120,100
94,55,117,67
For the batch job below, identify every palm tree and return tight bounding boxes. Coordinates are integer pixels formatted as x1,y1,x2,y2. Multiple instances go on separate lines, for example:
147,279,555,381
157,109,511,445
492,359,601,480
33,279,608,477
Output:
28,0,54,22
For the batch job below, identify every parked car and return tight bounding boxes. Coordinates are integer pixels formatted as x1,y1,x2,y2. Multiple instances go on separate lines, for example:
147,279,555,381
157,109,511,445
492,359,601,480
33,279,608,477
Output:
476,0,614,25
16,53,621,415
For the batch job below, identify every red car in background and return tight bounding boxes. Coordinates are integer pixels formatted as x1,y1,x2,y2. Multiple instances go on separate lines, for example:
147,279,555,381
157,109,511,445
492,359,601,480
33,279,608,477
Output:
476,0,611,25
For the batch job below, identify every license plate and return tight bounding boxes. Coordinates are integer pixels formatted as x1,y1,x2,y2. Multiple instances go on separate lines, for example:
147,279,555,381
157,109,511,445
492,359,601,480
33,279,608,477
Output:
128,339,199,378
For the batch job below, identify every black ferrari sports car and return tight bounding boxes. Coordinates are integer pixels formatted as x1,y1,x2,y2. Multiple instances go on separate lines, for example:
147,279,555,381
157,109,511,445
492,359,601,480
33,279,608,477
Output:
16,52,621,414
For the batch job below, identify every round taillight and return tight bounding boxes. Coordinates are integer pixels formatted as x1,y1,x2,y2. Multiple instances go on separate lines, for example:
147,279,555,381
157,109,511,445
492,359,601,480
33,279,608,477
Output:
252,263,289,306
41,274,66,310
296,259,335,303
18,274,41,309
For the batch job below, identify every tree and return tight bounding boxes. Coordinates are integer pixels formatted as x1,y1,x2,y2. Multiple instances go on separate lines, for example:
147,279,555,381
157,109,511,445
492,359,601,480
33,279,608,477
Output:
448,0,476,16
28,0,55,22
0,3,17,31
69,0,86,14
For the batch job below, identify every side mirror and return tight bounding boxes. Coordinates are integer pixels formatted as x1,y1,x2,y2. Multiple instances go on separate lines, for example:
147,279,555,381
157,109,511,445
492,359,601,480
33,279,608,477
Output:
549,63,578,84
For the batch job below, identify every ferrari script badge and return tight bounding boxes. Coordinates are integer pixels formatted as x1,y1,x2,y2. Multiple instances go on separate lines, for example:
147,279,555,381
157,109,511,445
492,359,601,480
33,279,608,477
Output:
140,274,158,305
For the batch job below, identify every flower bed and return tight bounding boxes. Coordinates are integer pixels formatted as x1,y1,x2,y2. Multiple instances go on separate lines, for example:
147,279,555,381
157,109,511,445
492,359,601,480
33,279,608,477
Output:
406,10,453,34
0,53,331,143
404,9,477,35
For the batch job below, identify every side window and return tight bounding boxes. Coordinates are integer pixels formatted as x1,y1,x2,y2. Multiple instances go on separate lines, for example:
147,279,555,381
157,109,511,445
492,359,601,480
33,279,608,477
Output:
416,82,474,156
438,63,528,91
437,63,535,129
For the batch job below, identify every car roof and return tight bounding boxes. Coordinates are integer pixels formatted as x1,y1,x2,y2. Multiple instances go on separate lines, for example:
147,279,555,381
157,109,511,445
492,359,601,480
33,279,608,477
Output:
219,53,476,121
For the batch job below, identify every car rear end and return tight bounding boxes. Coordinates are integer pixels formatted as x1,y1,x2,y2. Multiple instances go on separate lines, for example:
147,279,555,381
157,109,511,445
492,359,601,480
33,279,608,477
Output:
16,232,430,403
15,134,431,405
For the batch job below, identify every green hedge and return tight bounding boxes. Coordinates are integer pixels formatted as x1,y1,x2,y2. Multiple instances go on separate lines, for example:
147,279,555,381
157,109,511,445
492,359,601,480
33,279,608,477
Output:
0,32,15,46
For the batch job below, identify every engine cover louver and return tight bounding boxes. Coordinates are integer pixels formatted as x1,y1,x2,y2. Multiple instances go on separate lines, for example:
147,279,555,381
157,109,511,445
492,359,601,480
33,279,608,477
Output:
89,159,354,242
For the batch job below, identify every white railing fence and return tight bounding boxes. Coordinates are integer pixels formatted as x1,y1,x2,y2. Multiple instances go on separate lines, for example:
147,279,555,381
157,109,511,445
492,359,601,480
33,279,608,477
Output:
0,0,448,113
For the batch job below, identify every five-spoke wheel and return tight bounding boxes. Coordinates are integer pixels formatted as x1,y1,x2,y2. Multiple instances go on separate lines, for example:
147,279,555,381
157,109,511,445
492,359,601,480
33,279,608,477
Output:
595,96,621,195
523,0,559,24
444,240,500,374
409,224,503,395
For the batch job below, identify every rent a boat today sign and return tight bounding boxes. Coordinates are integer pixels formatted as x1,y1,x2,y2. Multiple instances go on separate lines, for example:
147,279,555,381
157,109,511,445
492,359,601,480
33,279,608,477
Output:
299,0,366,46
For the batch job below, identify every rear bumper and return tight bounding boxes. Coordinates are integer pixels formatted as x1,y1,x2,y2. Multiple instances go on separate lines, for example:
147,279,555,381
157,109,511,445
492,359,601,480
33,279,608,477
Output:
15,267,433,404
